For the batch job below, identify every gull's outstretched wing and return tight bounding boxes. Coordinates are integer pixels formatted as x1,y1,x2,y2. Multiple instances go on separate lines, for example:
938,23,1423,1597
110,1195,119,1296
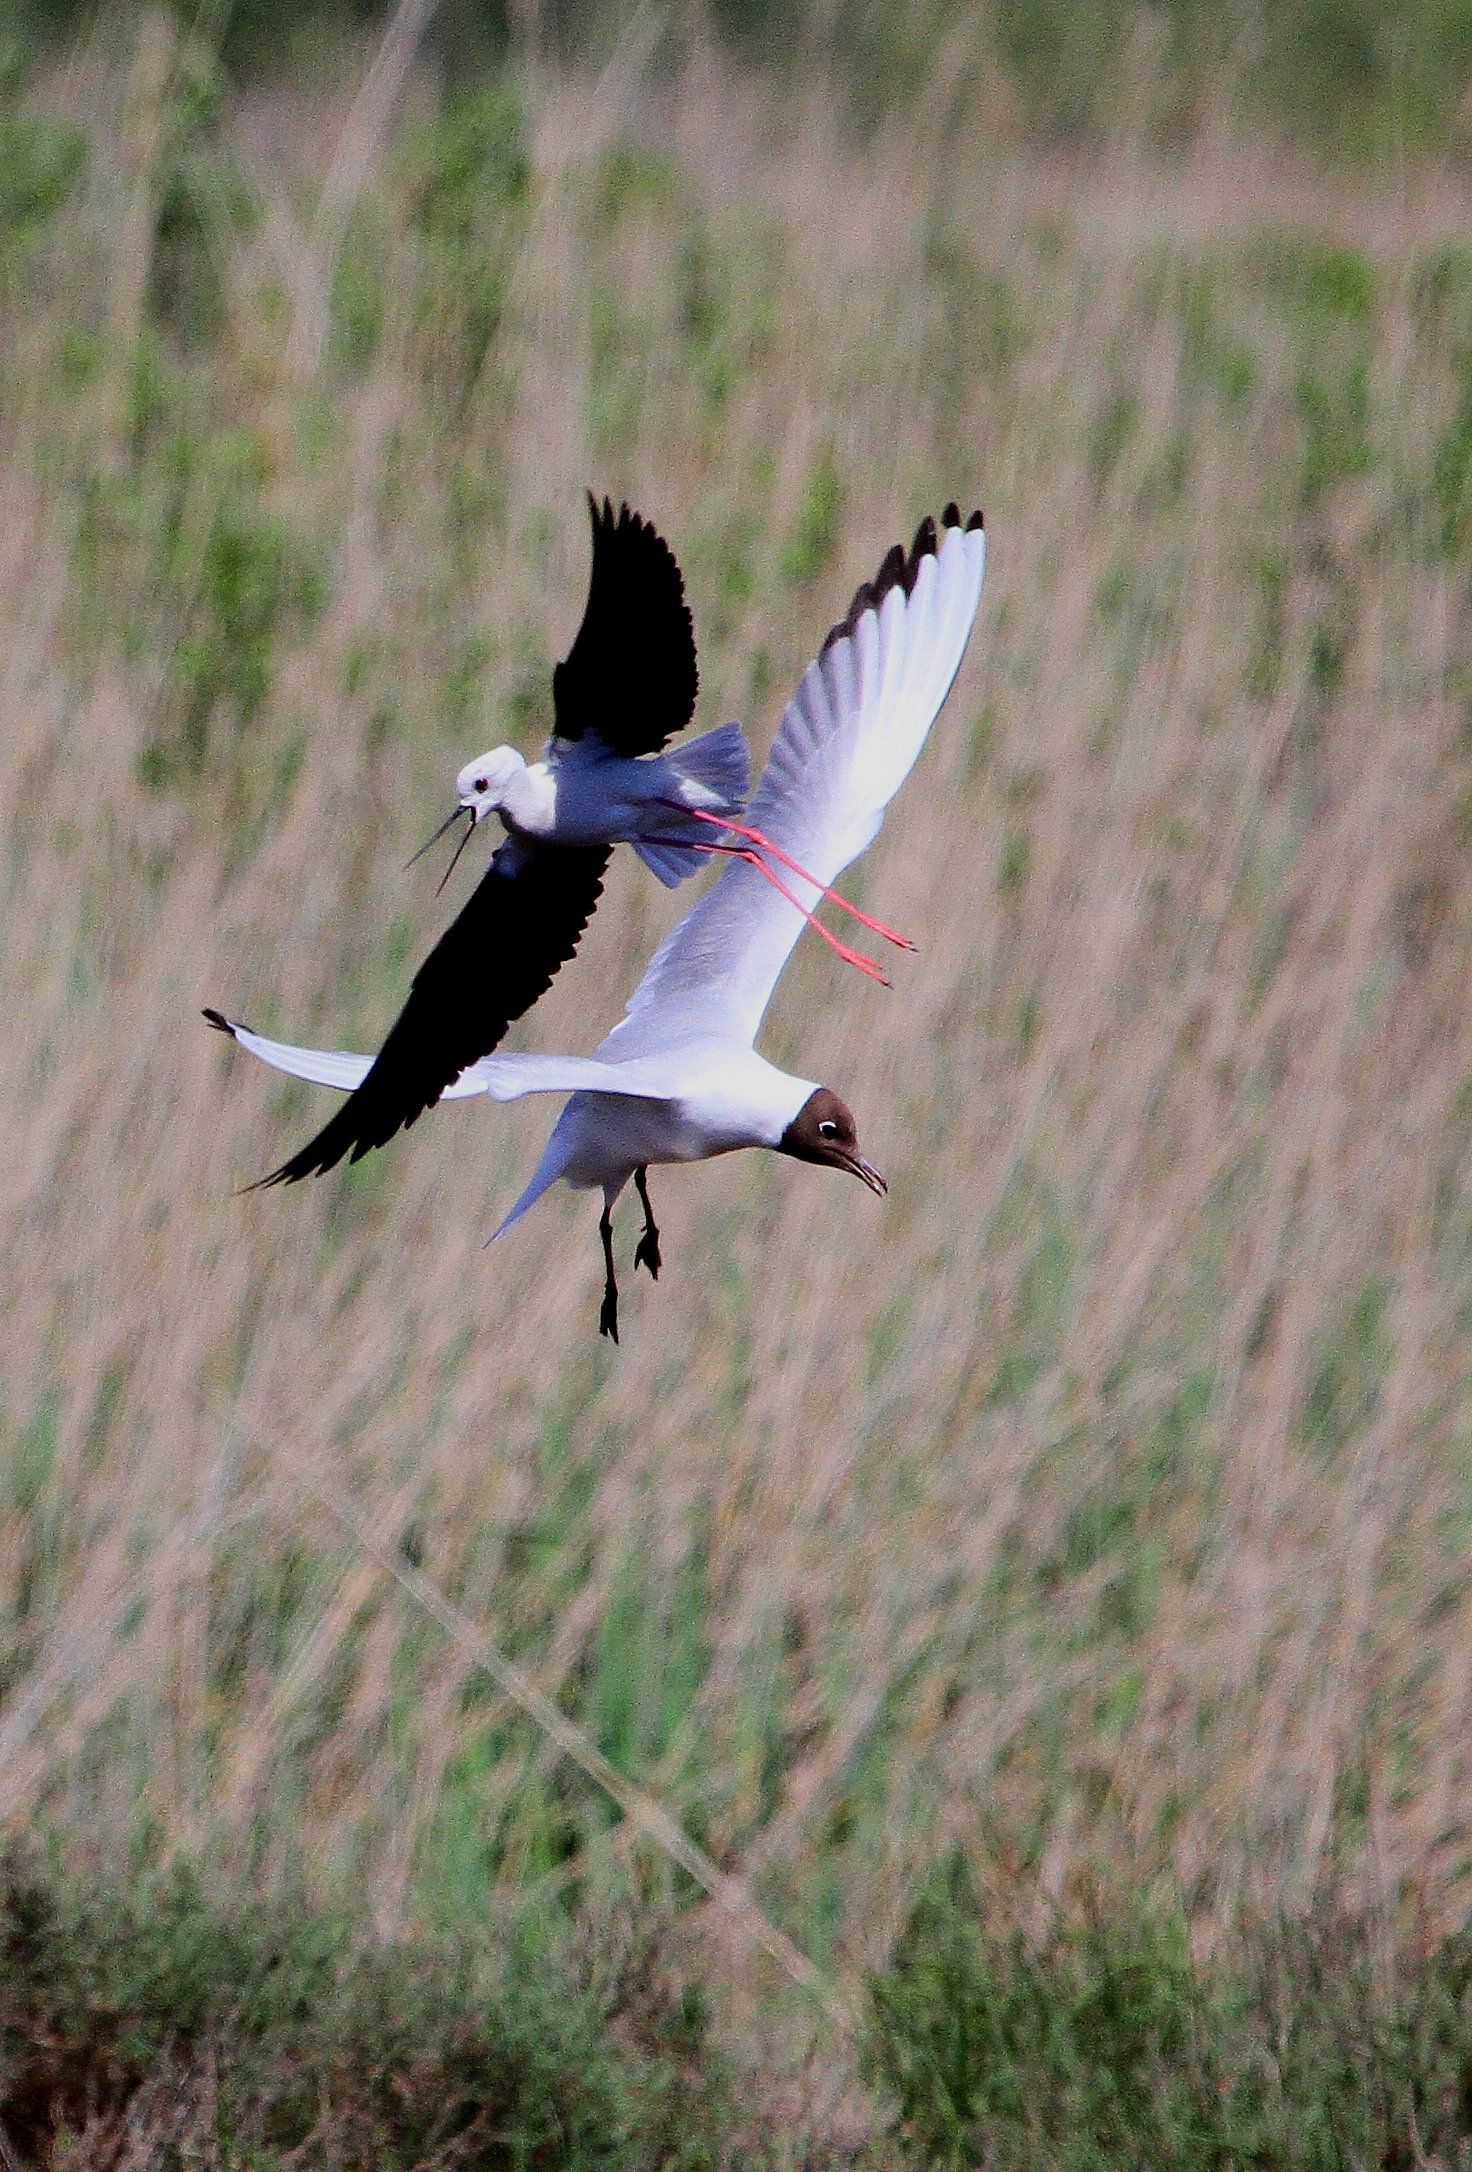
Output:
597,504,985,1061
205,1013,677,1107
228,839,611,1184
550,495,698,759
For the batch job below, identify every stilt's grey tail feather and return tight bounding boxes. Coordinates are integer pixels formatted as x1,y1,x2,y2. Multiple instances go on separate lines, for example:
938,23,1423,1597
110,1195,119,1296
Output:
632,837,705,887
634,721,752,884
666,720,750,809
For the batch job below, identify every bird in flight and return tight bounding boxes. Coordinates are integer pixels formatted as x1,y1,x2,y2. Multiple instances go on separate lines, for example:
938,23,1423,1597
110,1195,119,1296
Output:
221,495,910,1191
209,503,986,1338
413,495,746,901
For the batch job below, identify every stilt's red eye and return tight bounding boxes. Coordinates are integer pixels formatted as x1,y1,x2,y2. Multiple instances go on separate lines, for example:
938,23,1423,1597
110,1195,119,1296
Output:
474,777,489,793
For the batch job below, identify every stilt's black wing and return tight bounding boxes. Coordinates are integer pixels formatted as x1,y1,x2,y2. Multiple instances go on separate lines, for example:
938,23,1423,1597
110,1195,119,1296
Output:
252,840,611,1185
551,495,698,758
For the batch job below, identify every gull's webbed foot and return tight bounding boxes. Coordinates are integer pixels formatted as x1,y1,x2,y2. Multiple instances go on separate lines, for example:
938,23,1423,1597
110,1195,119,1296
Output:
633,1165,662,1281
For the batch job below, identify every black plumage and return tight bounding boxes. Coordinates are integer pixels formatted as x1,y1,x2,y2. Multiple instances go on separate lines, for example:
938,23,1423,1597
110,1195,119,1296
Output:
249,842,610,1185
552,495,698,757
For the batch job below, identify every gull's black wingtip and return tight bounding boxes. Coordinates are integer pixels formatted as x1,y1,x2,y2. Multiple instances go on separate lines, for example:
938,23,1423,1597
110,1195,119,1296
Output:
204,1008,263,1193
202,1009,282,1191
823,503,980,653
203,1010,326,1188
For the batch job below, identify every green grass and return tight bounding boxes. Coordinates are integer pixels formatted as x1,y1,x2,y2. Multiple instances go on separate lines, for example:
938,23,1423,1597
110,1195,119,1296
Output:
14,0,1472,159
12,1852,1472,2167
0,1852,729,2168
870,1866,1472,2168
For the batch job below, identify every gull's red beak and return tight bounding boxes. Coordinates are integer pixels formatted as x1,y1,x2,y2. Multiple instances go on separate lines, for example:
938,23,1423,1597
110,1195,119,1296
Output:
847,1154,887,1197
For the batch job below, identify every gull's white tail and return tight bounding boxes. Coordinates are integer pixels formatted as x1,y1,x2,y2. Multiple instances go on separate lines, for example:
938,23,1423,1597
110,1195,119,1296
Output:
488,1112,579,1240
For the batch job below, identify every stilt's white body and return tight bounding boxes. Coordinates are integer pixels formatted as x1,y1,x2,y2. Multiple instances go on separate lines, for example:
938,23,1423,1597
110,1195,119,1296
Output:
462,724,750,887
215,509,988,1316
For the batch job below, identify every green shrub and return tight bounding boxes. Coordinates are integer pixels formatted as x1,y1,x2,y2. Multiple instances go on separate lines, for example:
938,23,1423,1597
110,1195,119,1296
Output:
0,1853,728,2169
867,1865,1472,2169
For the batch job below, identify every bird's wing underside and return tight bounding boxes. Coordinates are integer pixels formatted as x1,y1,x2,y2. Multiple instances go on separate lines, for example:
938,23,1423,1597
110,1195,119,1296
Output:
550,495,699,760
206,1015,678,1107
238,838,612,1184
597,504,986,1062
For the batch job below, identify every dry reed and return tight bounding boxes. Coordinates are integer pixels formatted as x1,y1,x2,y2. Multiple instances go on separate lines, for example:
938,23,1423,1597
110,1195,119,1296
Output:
2,11,1471,2022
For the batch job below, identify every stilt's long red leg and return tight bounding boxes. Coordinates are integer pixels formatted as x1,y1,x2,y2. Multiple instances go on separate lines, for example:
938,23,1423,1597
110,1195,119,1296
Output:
669,840,890,985
669,805,917,951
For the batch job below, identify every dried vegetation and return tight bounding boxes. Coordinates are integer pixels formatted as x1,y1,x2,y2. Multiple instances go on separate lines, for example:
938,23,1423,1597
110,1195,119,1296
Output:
3,1,1472,2155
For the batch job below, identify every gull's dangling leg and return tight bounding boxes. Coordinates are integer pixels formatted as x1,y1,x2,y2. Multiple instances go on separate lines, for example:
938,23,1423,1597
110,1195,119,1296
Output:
633,1165,661,1281
671,804,917,951
598,1197,620,1344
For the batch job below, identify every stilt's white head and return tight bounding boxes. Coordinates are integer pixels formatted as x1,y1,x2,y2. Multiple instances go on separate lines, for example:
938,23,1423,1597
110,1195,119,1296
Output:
456,746,527,825
407,745,530,889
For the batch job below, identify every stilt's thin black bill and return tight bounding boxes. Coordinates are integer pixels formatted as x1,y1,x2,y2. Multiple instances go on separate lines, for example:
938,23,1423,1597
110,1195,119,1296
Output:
434,812,478,896
405,804,470,874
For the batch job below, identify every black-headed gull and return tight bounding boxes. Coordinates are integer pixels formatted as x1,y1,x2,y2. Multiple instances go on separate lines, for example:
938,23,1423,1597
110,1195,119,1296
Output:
209,504,986,1336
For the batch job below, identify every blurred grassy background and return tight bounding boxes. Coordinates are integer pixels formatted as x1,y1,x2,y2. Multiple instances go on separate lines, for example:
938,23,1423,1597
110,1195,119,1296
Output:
3,0,1472,2150
14,0,1472,156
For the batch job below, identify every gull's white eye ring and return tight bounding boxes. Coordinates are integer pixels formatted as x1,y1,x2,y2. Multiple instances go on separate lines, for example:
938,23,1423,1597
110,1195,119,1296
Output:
818,1119,839,1137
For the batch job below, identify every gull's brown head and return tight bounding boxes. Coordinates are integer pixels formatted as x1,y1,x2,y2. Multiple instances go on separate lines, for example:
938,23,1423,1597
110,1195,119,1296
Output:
778,1088,886,1196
